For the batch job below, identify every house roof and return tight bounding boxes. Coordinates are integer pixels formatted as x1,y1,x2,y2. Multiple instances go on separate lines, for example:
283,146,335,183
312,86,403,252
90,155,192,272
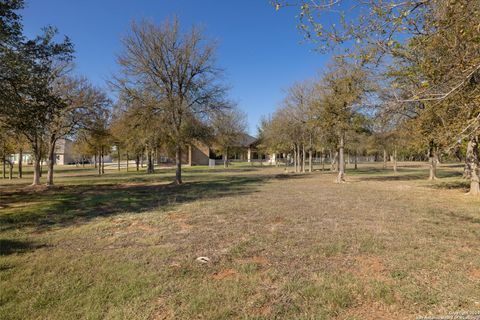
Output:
236,134,258,147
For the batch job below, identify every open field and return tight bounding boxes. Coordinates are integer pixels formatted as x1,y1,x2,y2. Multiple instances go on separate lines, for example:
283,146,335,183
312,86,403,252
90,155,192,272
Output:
1,162,479,319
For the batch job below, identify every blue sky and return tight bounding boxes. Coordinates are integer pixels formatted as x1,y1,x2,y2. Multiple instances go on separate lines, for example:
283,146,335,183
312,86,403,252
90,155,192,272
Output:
21,0,331,134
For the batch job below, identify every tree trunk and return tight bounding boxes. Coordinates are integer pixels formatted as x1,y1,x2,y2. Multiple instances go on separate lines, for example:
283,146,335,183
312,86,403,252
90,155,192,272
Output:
463,156,472,179
136,155,140,171
94,153,97,169
32,155,41,185
126,152,129,172
309,149,313,173
46,138,56,186
321,150,325,172
336,134,345,183
293,146,297,173
464,140,474,179
428,143,437,181
329,149,332,168
101,148,105,175
117,146,121,171
1,142,5,179
154,147,157,167
466,136,479,196
469,164,480,196
175,144,182,184
224,147,228,168
98,151,102,175
354,150,358,170
18,148,23,178
331,150,338,172
297,144,301,172
2,154,5,179
98,146,105,175
7,160,13,179
393,146,398,174
383,148,387,169
302,144,306,173
337,150,340,172
428,156,437,180
147,148,154,174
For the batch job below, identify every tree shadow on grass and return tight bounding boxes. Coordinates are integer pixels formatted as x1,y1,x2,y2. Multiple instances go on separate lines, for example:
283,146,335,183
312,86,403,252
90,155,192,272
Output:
274,173,314,180
0,174,295,232
0,239,45,256
360,173,428,181
357,168,462,182
181,167,260,174
347,166,426,176
430,179,470,192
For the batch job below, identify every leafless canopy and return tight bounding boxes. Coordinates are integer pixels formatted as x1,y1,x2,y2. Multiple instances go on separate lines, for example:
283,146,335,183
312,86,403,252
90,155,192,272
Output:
115,18,228,138
113,17,229,184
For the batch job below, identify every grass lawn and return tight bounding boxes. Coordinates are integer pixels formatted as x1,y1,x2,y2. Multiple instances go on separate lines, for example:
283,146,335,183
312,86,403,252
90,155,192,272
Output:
1,162,479,319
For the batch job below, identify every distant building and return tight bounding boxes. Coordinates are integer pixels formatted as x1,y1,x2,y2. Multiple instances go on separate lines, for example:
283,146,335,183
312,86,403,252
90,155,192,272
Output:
187,134,275,165
54,139,76,165
9,138,76,165
8,136,275,168
188,141,212,165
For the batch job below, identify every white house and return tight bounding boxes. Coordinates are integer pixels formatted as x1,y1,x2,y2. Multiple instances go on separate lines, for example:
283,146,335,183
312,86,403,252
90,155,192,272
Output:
10,138,76,165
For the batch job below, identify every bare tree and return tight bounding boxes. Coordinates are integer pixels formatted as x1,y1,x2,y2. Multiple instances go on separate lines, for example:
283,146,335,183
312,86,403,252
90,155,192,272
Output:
114,18,227,184
212,107,247,168
111,97,166,174
44,77,111,185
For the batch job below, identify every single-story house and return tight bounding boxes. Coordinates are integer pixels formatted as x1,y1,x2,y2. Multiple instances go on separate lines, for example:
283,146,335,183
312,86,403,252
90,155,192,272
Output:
9,138,77,165
187,134,276,165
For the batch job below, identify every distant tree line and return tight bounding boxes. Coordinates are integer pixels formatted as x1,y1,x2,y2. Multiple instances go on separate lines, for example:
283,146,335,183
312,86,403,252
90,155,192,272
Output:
0,0,111,185
1,0,478,196
0,2,246,185
268,0,479,195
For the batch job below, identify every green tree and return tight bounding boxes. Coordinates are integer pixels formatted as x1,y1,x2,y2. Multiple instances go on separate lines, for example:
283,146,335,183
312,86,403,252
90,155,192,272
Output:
0,7,74,185
0,0,24,49
319,61,369,182
387,0,480,192
0,125,16,179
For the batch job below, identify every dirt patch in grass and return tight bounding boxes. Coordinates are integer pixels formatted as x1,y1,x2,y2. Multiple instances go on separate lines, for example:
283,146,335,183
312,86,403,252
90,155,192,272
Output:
166,212,187,221
350,255,387,280
212,268,238,280
127,220,159,233
166,212,192,232
340,302,411,320
468,267,480,280
246,256,270,265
